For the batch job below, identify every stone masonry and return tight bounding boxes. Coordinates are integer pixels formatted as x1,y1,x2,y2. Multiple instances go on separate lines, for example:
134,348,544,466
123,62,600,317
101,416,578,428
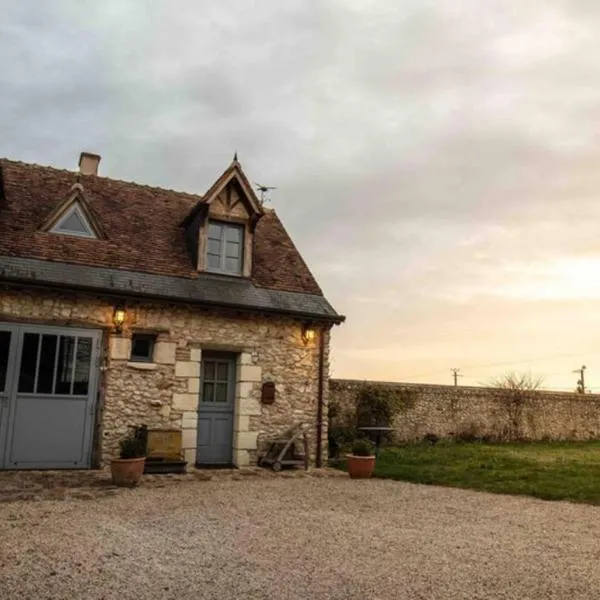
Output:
330,379,600,442
0,287,330,466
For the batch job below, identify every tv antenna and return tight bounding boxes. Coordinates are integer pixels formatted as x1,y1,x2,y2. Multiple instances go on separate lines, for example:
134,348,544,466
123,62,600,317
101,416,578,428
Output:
255,182,277,204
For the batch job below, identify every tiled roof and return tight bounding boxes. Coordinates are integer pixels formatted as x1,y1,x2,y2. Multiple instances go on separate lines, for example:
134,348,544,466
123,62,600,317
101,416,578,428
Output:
0,158,338,318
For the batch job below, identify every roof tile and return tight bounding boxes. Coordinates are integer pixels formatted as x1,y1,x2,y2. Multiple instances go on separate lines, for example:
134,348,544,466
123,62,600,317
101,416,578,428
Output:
0,158,324,296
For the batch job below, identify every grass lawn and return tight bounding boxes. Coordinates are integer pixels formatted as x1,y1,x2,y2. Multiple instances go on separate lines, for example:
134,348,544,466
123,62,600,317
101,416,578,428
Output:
370,441,600,504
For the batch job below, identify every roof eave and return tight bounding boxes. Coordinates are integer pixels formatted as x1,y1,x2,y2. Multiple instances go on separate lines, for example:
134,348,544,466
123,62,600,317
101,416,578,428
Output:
0,273,345,325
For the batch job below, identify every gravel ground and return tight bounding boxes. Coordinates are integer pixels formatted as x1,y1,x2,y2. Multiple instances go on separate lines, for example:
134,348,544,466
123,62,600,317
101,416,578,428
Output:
1,478,600,600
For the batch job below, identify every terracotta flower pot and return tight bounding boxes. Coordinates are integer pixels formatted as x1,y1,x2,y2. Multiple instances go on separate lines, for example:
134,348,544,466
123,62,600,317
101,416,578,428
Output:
110,457,146,487
346,454,376,479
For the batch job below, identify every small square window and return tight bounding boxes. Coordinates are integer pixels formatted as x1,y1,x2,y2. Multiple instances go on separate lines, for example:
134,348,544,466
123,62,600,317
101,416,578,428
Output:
130,334,156,362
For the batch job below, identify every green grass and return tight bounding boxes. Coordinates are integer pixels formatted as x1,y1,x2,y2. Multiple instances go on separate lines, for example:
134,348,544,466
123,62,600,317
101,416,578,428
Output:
369,441,600,504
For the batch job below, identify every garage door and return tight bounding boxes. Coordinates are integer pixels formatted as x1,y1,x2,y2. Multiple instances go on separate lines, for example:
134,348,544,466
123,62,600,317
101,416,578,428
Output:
0,323,101,469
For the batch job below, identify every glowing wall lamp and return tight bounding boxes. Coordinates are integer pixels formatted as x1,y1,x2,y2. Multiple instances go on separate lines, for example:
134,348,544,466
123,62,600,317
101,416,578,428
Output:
112,304,126,333
302,324,316,345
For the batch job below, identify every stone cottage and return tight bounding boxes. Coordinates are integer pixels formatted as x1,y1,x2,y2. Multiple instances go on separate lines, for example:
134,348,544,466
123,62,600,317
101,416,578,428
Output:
0,152,343,470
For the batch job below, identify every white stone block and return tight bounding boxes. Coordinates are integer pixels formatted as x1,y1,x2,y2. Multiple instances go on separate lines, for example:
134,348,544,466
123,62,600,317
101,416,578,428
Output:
184,448,197,465
240,352,253,366
234,449,250,467
238,397,261,416
172,393,199,411
109,336,131,361
175,361,201,378
239,365,262,383
181,428,197,449
182,411,198,429
236,381,254,399
190,348,202,362
154,341,176,364
235,431,258,450
234,415,250,432
188,378,200,394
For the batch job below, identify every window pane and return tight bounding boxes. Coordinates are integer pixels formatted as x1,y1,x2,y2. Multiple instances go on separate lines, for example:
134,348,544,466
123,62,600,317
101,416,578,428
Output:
215,383,228,403
208,222,222,239
0,331,11,393
225,241,240,259
36,335,58,394
224,225,242,242
73,337,92,395
207,253,221,269
55,336,75,395
216,363,228,381
207,238,222,255
59,210,89,234
18,333,39,393
202,382,214,402
203,361,215,381
225,257,241,273
132,337,151,359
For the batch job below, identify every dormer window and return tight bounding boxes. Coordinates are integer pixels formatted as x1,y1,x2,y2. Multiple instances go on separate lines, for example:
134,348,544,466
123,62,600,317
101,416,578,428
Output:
50,203,97,239
206,220,244,275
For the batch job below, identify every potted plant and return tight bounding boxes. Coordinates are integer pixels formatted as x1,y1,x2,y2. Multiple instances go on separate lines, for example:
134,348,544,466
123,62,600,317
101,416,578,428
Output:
346,438,376,479
110,430,147,487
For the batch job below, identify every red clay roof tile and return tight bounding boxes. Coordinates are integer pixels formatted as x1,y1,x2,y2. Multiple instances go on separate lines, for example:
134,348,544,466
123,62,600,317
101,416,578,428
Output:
0,158,323,296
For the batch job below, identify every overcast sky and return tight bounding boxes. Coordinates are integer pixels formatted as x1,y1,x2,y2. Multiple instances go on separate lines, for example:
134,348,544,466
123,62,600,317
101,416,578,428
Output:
3,0,600,390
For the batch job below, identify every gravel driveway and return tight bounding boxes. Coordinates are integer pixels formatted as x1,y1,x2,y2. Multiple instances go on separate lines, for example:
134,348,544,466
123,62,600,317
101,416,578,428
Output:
1,477,599,599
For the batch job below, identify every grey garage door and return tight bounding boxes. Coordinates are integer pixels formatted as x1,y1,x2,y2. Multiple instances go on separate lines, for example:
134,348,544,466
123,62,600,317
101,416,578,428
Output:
0,322,101,470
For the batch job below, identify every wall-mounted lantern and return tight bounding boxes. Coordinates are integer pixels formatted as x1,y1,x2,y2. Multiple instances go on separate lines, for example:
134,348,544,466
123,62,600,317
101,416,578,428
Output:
301,324,316,345
112,304,126,333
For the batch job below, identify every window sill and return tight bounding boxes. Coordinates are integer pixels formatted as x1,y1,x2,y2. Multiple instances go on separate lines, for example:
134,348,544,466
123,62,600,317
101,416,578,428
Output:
204,269,244,278
126,362,158,371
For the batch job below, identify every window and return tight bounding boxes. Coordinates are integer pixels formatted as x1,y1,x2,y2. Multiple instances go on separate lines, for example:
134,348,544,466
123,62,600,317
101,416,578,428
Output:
206,221,243,275
50,202,97,239
130,334,156,363
17,333,93,396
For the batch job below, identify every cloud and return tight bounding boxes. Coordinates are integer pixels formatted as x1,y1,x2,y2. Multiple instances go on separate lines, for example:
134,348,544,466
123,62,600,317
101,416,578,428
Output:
2,0,600,387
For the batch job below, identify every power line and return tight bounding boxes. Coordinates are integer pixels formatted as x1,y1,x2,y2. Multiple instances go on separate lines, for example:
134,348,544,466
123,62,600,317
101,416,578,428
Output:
403,350,600,381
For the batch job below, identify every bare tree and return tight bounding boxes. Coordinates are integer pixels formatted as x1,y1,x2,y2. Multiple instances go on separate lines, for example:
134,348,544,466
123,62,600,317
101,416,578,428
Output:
488,371,544,391
487,372,543,441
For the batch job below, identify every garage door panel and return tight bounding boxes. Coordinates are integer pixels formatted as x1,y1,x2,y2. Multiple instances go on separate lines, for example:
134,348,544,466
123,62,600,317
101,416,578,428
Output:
9,397,89,467
0,322,101,470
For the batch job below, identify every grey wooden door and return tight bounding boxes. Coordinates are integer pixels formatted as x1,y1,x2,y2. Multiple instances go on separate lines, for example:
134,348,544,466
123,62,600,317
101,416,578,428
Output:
0,323,101,469
196,353,236,465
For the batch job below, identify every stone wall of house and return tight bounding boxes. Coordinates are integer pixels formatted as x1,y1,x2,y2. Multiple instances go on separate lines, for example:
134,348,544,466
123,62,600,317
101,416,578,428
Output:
330,379,600,442
0,287,330,466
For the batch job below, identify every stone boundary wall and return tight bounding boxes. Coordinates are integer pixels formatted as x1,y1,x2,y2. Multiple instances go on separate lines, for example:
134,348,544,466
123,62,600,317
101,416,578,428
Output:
329,379,600,442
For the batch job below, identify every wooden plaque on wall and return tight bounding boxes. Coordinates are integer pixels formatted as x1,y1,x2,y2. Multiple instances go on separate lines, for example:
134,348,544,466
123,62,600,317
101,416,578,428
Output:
261,381,276,404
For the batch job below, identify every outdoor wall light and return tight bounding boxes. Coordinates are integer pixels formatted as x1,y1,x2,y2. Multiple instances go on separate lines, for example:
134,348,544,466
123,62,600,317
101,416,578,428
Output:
112,305,126,333
302,325,316,344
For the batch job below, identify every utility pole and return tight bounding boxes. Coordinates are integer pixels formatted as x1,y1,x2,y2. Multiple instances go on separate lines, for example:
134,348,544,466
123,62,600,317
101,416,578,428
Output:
573,365,587,394
451,368,462,387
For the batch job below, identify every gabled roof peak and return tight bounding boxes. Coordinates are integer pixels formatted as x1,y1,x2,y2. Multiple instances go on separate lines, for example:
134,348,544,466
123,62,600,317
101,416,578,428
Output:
40,182,104,239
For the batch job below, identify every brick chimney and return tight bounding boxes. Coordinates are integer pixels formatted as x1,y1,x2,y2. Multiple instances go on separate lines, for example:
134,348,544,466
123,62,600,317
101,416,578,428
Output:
78,152,101,176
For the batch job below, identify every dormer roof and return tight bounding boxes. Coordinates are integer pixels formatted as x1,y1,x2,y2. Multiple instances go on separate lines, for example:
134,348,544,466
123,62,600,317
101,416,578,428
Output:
182,156,263,229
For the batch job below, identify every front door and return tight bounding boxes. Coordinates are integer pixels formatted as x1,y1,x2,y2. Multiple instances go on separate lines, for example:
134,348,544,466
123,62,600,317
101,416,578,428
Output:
196,353,236,465
0,323,101,469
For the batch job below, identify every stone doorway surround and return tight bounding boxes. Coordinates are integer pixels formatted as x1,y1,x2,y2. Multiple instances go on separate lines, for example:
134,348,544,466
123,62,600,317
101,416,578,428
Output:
173,349,262,467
